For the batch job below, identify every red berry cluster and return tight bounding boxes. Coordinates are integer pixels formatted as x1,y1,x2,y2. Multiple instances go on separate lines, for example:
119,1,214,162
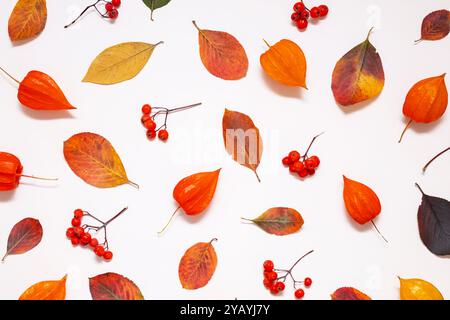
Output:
65,0,121,28
105,0,121,19
291,1,329,30
282,133,323,179
65,207,127,261
262,251,314,299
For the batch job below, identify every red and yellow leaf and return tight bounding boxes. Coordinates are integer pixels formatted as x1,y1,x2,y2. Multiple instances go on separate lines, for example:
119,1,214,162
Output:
331,287,372,300
19,275,66,300
8,0,47,42
89,273,144,300
243,207,304,236
2,217,42,262
193,21,248,80
179,239,218,290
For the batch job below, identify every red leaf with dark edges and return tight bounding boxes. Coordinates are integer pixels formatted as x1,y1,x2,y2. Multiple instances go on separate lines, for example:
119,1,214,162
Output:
2,217,43,262
89,272,144,300
331,287,372,300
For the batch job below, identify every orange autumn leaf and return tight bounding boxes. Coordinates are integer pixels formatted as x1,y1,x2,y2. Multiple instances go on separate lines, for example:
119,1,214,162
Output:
399,74,448,143
64,132,138,189
179,239,218,290
260,39,307,88
19,275,67,300
8,0,47,42
343,176,381,224
193,21,248,80
222,109,263,182
331,287,372,300
242,207,304,236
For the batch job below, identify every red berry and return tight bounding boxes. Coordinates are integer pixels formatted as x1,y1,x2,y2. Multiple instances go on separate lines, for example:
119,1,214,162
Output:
103,251,113,260
304,277,312,287
94,245,105,257
263,278,273,289
295,288,305,299
158,129,169,141
298,169,308,178
105,2,114,12
108,9,119,19
146,130,157,140
74,209,83,218
74,227,84,237
296,18,308,30
310,7,321,18
288,151,301,163
291,12,300,21
142,104,152,114
282,156,291,166
141,115,151,125
71,217,81,227
89,238,99,248
307,168,315,176
270,284,279,295
263,260,274,271
300,10,310,19
66,228,75,238
80,233,92,245
291,161,305,173
304,158,316,169
144,119,156,131
275,282,285,292
71,237,80,246
293,2,305,12
309,155,320,167
318,5,329,17
112,0,121,7
267,271,278,281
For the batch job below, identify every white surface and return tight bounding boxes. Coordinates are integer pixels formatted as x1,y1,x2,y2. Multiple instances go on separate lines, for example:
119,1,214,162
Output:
0,0,449,300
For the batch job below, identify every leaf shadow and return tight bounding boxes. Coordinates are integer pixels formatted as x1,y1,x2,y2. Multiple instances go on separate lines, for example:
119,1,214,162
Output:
409,117,445,134
10,35,40,47
342,202,370,233
260,70,304,99
0,190,15,202
336,96,380,114
19,103,75,120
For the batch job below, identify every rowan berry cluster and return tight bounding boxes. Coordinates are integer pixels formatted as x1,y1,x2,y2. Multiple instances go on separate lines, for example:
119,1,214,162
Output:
291,1,329,30
66,207,127,261
65,0,121,28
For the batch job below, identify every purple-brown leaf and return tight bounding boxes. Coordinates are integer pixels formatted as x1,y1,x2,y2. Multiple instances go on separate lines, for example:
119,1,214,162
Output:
418,10,450,42
2,218,43,262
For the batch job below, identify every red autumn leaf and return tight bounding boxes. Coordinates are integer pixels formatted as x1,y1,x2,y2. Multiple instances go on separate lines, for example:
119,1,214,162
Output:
193,21,248,80
417,9,450,42
331,287,372,300
179,239,218,290
343,176,381,224
89,272,144,300
2,217,43,262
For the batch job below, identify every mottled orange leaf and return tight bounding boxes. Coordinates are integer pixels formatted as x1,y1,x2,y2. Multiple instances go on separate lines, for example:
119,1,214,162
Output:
343,176,381,224
417,10,450,42
331,29,384,106
193,21,248,80
242,207,304,236
8,0,47,42
89,273,144,300
63,132,138,189
19,275,66,300
399,277,444,300
222,109,263,182
260,39,307,88
2,218,42,262
331,287,372,300
179,239,218,290
399,74,448,142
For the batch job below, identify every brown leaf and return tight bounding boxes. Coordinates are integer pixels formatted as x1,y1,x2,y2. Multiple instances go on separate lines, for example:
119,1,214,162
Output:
179,239,218,290
89,273,144,300
2,217,43,262
19,275,66,300
222,109,263,182
417,10,450,42
243,207,304,236
8,0,47,42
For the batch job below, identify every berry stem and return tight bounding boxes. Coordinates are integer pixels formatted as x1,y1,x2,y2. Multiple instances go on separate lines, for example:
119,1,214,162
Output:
104,207,128,226
370,220,388,243
0,66,20,84
303,132,324,159
167,102,202,114
398,119,412,143
158,206,180,235
273,250,314,288
64,0,106,28
19,174,58,181
422,147,450,173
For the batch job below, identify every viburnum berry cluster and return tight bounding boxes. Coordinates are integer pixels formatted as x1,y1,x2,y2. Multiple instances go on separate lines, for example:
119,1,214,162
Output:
141,102,202,142
65,0,121,28
291,1,329,30
263,250,314,299
282,133,323,179
66,207,127,261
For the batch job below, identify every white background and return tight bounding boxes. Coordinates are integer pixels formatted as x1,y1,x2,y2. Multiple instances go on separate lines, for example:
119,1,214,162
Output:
0,0,449,300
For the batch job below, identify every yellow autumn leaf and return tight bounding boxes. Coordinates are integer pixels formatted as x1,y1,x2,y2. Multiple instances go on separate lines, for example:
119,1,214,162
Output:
83,41,163,85
399,277,444,300
8,0,47,42
19,275,67,300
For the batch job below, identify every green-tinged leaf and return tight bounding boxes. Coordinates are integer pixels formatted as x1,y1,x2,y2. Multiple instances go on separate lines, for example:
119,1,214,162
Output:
243,207,304,236
143,0,171,21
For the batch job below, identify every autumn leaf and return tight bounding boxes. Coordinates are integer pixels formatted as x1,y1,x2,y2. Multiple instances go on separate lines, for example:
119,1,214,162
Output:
179,239,218,290
399,277,444,300
2,217,43,262
19,275,66,300
142,0,171,21
331,29,385,106
416,10,450,43
242,207,304,236
193,21,248,80
63,132,138,189
260,39,307,88
89,273,144,300
331,287,372,300
343,176,381,225
8,0,47,42
222,109,263,182
83,41,163,85
399,74,447,143
415,183,450,256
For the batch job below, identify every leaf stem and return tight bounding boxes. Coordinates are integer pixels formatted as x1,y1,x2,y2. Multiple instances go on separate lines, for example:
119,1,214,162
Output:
414,39,423,45
0,66,20,84
192,20,201,32
127,180,140,189
422,147,450,173
366,27,375,41
371,220,388,243
158,206,180,235
398,119,412,143
415,183,426,196
19,174,58,181
263,39,271,48
253,170,261,183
